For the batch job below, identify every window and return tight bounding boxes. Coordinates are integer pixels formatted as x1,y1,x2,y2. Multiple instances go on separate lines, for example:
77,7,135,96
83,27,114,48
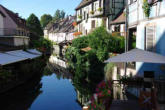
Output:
91,20,95,29
145,26,155,51
99,0,102,7
128,0,137,5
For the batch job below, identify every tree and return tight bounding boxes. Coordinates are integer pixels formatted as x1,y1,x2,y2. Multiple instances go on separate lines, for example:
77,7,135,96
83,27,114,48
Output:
53,9,61,21
40,14,52,28
26,13,43,38
60,10,65,19
53,9,66,21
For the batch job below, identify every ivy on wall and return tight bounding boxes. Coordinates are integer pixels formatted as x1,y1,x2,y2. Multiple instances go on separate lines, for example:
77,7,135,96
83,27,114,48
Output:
142,0,151,17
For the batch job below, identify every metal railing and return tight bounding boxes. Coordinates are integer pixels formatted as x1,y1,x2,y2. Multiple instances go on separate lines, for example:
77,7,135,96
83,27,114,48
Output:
0,28,29,36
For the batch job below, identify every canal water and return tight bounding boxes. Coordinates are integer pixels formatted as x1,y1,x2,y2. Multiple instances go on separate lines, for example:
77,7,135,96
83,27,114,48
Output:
0,55,82,110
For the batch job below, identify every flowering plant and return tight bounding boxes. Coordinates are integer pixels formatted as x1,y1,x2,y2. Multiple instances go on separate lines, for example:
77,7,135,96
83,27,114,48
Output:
73,32,82,36
72,22,77,27
96,80,112,99
88,80,112,110
88,96,105,110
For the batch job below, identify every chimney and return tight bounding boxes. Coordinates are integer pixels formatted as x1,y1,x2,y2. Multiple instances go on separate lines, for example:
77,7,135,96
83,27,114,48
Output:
15,13,19,17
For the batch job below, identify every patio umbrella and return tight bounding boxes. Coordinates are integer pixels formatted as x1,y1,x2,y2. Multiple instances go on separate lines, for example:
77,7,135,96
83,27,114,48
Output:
104,48,165,64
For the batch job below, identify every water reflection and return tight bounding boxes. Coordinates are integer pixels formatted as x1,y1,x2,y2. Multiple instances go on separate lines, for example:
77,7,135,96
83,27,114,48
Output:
0,74,43,110
0,55,100,110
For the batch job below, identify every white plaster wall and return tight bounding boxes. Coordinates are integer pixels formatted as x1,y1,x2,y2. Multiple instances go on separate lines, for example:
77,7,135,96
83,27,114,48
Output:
120,68,137,77
0,6,17,29
129,0,165,26
47,32,74,43
14,36,29,46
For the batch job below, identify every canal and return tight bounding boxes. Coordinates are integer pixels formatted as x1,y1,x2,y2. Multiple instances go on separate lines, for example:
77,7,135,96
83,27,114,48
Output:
0,55,83,110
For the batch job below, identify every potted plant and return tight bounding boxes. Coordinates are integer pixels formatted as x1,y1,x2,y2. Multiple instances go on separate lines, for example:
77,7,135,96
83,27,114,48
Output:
97,7,102,12
78,15,82,19
142,0,151,17
90,10,94,15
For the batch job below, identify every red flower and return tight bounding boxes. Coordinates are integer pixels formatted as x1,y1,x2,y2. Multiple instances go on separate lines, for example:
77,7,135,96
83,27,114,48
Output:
108,90,111,94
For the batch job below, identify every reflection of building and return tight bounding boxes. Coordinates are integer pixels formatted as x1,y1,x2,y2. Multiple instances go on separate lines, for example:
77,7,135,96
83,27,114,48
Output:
76,90,90,106
75,0,125,35
0,5,29,48
47,55,72,79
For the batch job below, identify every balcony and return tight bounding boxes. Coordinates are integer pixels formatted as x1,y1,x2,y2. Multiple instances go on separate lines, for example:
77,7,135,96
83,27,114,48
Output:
0,28,29,37
76,15,82,22
0,28,29,47
89,8,104,18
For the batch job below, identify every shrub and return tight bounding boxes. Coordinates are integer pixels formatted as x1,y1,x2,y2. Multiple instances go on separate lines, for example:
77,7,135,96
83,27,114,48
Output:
72,36,89,49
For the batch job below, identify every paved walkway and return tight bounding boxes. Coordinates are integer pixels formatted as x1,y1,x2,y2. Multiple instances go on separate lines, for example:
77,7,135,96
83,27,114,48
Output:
110,92,141,110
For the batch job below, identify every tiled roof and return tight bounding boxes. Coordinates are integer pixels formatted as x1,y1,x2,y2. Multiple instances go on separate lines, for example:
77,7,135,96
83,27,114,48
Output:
0,5,27,29
75,0,96,10
47,16,75,33
110,12,125,25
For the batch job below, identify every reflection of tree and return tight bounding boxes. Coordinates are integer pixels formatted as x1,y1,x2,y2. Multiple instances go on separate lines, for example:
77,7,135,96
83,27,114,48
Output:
73,76,98,106
0,74,43,110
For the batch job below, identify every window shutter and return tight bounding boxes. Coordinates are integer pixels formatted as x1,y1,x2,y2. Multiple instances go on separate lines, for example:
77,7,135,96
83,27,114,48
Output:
146,26,155,51
91,20,95,29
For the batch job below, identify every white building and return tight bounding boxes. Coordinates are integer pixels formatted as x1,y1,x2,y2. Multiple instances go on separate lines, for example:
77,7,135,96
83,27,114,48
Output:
127,0,165,79
44,16,75,44
75,0,125,35
0,5,29,47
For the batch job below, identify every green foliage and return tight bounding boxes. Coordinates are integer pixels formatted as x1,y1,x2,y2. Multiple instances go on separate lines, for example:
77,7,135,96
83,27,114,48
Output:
98,7,103,12
40,14,52,28
53,9,66,21
104,63,115,81
26,13,43,37
72,36,89,49
142,0,151,17
33,37,53,50
132,35,136,49
65,26,125,84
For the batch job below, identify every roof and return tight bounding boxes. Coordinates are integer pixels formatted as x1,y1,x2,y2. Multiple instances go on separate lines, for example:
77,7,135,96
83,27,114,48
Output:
0,53,27,66
0,10,6,17
105,48,165,64
110,12,125,25
75,0,96,10
0,5,27,29
0,49,42,66
81,47,92,52
46,16,75,33
6,50,41,59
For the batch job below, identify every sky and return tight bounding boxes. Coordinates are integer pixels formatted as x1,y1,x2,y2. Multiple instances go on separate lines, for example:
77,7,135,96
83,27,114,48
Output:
0,0,81,19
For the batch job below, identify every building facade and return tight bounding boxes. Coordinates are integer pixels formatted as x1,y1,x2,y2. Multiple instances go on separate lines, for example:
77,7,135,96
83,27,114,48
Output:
75,0,125,35
44,16,75,43
0,5,29,47
128,0,165,79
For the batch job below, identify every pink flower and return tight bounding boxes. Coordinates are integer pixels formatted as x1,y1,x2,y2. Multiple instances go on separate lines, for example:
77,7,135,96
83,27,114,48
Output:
94,104,96,108
96,88,99,92
108,90,111,94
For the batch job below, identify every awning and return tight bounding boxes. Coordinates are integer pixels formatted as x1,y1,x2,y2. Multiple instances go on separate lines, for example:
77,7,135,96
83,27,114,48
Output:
105,48,165,64
0,53,27,66
6,50,41,59
27,49,42,55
